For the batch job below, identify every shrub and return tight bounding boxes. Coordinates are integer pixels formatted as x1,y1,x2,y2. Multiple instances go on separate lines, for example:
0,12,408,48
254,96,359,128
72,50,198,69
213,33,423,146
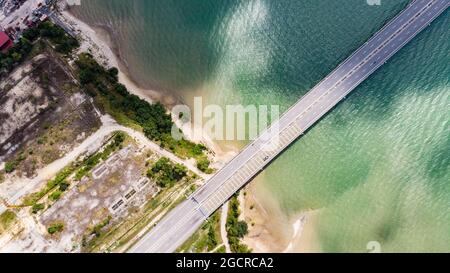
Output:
58,181,70,192
235,221,249,238
50,190,62,201
47,223,64,234
4,161,16,173
147,157,187,188
74,53,212,173
0,210,16,230
226,195,251,253
196,156,212,174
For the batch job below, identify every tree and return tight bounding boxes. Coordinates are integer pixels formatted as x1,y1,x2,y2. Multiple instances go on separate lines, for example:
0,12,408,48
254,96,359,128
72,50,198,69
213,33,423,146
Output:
173,164,187,181
206,225,218,250
58,181,70,191
196,156,212,174
235,221,249,238
79,69,95,85
107,67,119,81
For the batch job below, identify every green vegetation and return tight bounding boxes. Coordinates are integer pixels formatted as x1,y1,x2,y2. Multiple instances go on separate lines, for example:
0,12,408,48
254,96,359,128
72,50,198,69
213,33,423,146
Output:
196,155,214,174
0,210,17,234
23,21,79,54
177,211,222,253
31,203,45,214
81,215,112,251
4,153,28,174
91,216,112,238
206,222,219,250
0,21,79,75
23,165,75,206
0,36,33,74
146,157,187,188
58,181,70,192
214,245,227,253
74,53,212,172
226,195,251,253
47,222,64,235
49,190,62,201
4,161,16,173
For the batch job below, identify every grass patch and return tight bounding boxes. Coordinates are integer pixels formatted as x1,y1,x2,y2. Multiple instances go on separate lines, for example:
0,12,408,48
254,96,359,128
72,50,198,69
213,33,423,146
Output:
0,210,17,234
81,215,112,251
47,222,64,235
177,211,222,253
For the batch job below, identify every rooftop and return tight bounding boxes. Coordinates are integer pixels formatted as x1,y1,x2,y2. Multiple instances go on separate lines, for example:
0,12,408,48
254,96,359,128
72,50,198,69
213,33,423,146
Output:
0,31,13,53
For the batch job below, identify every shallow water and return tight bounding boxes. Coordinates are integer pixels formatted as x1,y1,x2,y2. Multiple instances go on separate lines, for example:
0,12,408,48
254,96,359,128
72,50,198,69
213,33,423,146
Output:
71,0,450,252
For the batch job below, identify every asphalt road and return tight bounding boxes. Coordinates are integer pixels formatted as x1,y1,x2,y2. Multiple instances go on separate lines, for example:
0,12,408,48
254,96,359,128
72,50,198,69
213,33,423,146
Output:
129,0,449,253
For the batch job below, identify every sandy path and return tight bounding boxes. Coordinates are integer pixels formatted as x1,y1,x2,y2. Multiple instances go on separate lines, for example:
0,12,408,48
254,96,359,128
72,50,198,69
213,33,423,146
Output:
57,7,236,163
220,201,231,253
0,115,208,215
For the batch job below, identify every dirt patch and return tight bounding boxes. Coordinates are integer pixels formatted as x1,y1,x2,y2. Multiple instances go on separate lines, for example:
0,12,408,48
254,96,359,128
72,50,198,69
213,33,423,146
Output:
0,50,101,177
39,142,160,252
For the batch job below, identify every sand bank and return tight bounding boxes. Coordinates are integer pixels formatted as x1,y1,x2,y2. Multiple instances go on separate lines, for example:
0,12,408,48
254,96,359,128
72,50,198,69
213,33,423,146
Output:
58,6,235,162
241,178,320,253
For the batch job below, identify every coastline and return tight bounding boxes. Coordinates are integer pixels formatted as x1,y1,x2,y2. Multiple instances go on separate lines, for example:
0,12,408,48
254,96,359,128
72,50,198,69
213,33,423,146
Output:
61,10,157,105
59,7,236,164
60,5,316,253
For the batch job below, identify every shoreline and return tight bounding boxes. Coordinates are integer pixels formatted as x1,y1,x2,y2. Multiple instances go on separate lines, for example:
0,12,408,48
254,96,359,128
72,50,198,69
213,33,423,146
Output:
59,7,236,163
60,5,315,253
60,9,161,105
241,179,319,253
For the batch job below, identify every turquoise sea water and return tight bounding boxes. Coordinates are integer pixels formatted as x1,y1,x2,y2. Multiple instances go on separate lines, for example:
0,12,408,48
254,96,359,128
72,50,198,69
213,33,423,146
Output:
71,0,450,252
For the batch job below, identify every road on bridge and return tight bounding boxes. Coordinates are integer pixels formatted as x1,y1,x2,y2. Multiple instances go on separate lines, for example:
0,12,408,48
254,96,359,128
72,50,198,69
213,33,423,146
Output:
128,0,449,253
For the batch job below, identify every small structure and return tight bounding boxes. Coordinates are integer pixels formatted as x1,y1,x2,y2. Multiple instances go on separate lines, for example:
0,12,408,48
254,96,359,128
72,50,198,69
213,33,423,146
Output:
0,31,13,53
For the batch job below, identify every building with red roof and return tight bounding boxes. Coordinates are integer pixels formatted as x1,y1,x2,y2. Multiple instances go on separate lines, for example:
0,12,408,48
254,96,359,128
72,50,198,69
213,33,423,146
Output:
0,32,14,54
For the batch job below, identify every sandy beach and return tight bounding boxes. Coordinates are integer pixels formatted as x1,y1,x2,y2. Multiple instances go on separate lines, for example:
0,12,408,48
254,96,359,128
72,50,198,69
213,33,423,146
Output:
240,177,318,253
59,9,160,105
59,3,316,253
